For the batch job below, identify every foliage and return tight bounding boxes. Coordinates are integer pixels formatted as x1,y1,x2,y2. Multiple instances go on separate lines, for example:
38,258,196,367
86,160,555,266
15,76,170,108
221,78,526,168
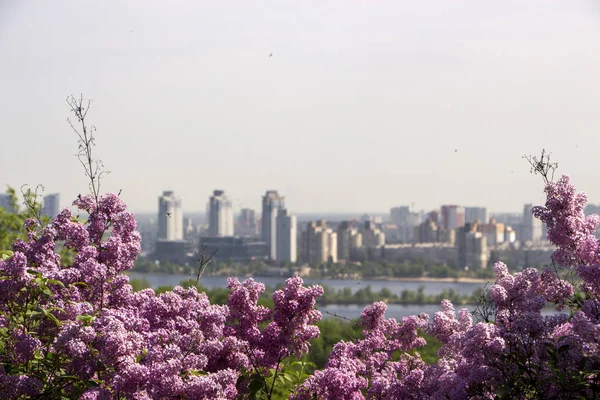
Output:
318,284,474,306
0,187,48,254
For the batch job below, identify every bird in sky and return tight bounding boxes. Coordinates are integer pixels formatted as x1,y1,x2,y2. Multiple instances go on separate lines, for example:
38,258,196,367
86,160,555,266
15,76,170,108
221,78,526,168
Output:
166,213,172,218
454,149,458,153
269,53,273,57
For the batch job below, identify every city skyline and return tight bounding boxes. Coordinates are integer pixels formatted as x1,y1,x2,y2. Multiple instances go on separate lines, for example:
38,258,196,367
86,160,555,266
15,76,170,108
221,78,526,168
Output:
1,1,600,213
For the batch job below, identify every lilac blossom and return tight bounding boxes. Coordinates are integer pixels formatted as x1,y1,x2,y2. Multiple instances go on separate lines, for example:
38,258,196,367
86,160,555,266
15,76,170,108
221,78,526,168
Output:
3,172,600,399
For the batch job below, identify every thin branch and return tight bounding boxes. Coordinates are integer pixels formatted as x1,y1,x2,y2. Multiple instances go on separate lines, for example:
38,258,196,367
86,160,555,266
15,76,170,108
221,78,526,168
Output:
20,184,45,228
66,94,110,207
323,311,361,341
471,283,496,324
523,149,558,184
194,238,218,286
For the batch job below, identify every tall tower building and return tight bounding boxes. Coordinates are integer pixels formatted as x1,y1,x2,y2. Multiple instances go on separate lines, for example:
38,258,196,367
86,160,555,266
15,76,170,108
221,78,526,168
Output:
522,203,543,243
457,222,489,269
305,220,338,263
362,221,385,248
42,193,60,219
441,205,466,230
390,206,421,243
261,191,285,259
158,191,183,241
465,207,488,224
276,209,296,263
208,190,234,237
390,206,410,225
337,221,362,261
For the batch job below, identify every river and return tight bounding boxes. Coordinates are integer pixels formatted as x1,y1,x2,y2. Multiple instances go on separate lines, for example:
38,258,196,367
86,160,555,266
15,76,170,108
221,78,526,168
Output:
126,272,567,321
126,272,490,320
126,272,487,295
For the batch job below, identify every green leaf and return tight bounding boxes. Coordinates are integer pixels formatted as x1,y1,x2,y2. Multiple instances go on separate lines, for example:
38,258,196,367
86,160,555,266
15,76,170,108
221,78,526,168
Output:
249,378,264,397
1,251,13,261
46,279,66,288
41,308,61,327
56,375,80,381
135,348,148,363
76,314,95,324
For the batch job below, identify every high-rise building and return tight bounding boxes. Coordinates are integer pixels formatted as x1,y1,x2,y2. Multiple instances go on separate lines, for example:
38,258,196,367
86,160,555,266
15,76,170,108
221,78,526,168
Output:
305,220,337,263
414,219,439,243
521,203,543,243
390,206,421,243
261,191,285,259
465,207,488,224
441,205,466,230
42,193,60,219
236,208,258,237
275,209,296,263
457,222,489,269
505,226,517,243
207,190,234,237
157,191,183,241
337,221,362,261
477,218,505,246
413,218,455,244
390,206,410,225
362,221,385,248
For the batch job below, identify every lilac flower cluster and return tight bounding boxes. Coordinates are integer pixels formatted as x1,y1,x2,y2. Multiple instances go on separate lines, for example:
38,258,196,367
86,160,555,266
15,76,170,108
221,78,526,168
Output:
0,194,324,399
226,277,323,370
292,302,429,399
294,175,600,399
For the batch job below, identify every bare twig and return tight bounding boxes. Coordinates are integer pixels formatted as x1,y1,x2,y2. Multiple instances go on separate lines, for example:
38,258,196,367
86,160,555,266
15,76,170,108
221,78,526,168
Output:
66,94,110,207
523,149,558,184
20,184,45,228
194,238,218,286
323,311,361,341
471,283,496,323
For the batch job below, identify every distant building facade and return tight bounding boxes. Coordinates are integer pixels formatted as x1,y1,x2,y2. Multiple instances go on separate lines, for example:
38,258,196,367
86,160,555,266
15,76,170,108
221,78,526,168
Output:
276,209,297,263
414,218,455,244
521,203,543,243
42,193,60,219
477,218,505,246
362,221,385,248
441,205,465,231
337,221,362,261
261,191,285,259
207,190,234,237
305,220,337,263
236,208,258,237
201,236,268,263
390,206,421,243
157,191,183,241
465,206,488,224
154,239,193,265
457,222,489,269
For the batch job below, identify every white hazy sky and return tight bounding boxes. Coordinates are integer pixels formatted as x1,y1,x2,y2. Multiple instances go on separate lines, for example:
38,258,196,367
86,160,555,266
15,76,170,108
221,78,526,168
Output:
1,0,600,214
